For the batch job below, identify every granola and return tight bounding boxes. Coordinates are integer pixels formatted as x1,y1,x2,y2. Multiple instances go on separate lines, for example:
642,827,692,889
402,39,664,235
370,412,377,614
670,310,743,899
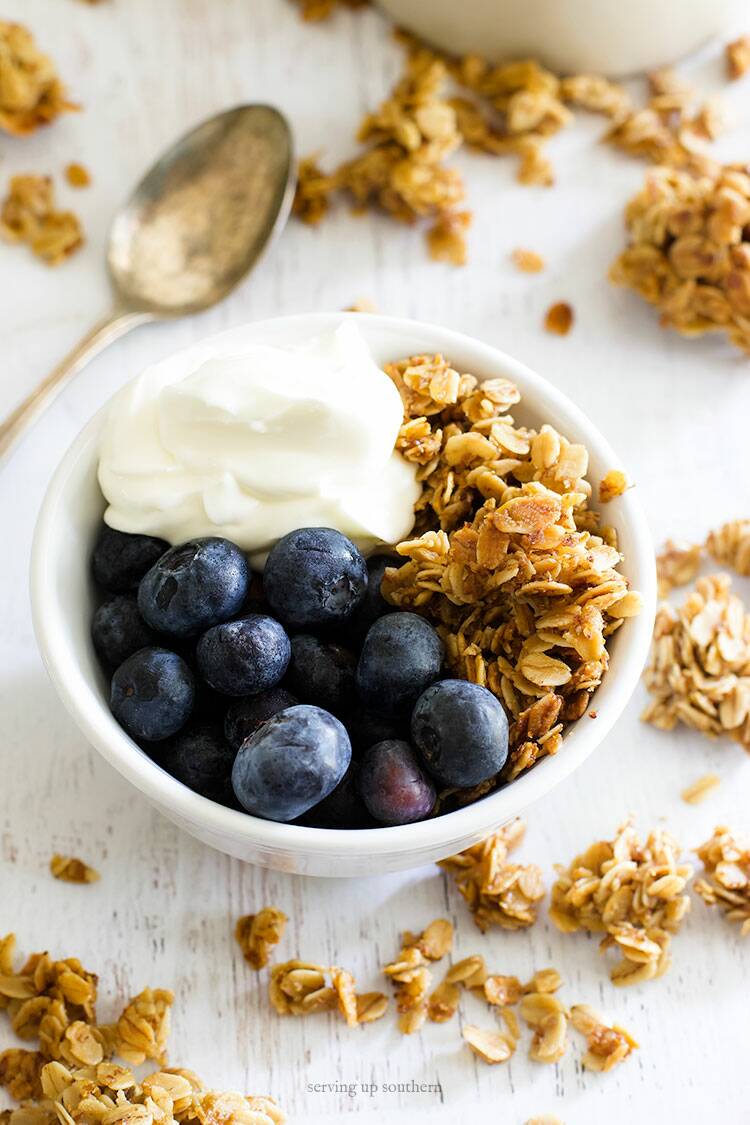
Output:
462,1024,515,1064
656,539,703,598
706,520,750,577
681,773,720,805
0,175,83,265
543,301,574,335
235,908,287,970
549,819,692,985
726,34,750,80
642,574,750,750
114,988,173,1066
438,820,545,931
0,22,75,136
512,248,545,273
383,919,453,1034
64,164,91,189
292,0,367,20
519,992,568,1063
569,1004,638,1071
694,826,750,935
49,856,99,885
0,1049,44,1101
598,471,629,503
269,961,387,1026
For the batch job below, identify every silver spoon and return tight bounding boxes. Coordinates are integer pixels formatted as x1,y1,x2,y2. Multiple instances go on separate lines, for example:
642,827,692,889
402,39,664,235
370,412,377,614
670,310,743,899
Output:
0,104,295,461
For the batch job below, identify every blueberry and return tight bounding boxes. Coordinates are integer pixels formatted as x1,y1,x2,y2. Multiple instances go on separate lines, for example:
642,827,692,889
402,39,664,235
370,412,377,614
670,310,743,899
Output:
231,704,351,822
345,710,408,755
92,524,168,593
344,554,402,645
285,635,356,716
156,721,235,801
196,614,290,697
358,740,436,825
224,687,298,751
263,527,367,630
356,612,443,716
91,595,155,670
110,647,195,742
138,537,249,638
411,679,509,787
297,763,373,829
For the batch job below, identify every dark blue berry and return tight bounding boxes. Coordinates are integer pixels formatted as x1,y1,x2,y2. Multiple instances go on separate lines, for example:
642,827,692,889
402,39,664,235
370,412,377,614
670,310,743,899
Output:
356,612,443,716
110,647,194,742
196,614,290,697
92,524,168,593
297,762,373,829
345,710,408,755
344,554,402,645
358,740,436,825
411,679,509,787
285,635,356,716
224,687,298,751
263,527,367,630
92,595,155,670
156,721,235,801
138,537,249,638
231,704,351,822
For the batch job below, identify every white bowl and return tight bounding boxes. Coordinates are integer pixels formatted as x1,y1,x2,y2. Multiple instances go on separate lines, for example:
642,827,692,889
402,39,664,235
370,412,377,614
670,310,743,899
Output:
30,313,656,876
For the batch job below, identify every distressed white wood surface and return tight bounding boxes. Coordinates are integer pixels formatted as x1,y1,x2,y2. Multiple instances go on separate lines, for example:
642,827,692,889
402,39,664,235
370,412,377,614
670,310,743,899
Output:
1,2,750,1122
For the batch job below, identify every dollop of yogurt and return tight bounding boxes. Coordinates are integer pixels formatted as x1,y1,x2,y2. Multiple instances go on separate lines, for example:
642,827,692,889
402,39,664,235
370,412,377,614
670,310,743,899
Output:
98,322,420,567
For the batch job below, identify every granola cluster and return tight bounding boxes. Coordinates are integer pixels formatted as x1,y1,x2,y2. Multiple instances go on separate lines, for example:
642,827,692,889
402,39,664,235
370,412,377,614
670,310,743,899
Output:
656,539,703,598
438,819,545,931
642,574,750,750
549,820,692,985
234,908,287,971
0,175,83,265
0,22,74,136
706,519,750,577
694,826,750,936
381,353,641,789
383,918,453,1034
49,856,99,885
569,1004,638,1072
610,163,750,355
269,962,387,1028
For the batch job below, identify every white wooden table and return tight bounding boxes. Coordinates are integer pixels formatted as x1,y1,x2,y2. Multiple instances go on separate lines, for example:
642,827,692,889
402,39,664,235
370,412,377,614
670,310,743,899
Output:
2,3,750,1122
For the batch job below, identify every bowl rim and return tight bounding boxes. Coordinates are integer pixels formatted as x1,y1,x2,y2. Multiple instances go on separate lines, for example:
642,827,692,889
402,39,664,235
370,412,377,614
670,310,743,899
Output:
30,311,657,860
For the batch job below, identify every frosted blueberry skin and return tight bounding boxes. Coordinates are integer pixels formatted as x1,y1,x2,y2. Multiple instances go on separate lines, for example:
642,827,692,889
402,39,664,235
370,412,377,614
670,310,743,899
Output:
358,739,436,826
263,527,368,631
286,635,357,717
156,720,235,802
138,536,249,638
110,646,195,742
196,614,291,697
92,524,168,593
356,612,444,716
411,679,509,787
232,704,352,822
91,595,155,670
224,687,298,751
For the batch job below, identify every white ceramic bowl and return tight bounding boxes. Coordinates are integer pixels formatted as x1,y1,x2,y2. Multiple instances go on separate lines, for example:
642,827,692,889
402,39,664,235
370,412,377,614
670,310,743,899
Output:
31,313,656,876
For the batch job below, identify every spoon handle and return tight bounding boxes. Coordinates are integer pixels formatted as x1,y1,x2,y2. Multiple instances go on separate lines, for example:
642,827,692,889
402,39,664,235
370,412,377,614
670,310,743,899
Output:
0,308,152,463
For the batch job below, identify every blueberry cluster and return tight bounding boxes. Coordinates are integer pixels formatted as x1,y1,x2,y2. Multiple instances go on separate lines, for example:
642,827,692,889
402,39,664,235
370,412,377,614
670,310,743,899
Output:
92,524,509,828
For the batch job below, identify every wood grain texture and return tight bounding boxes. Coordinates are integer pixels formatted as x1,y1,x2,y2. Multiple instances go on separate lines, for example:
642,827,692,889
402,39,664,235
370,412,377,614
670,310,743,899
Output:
1,2,750,1122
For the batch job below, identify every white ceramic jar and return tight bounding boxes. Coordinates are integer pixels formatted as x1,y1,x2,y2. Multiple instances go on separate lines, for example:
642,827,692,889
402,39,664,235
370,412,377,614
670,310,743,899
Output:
377,0,739,77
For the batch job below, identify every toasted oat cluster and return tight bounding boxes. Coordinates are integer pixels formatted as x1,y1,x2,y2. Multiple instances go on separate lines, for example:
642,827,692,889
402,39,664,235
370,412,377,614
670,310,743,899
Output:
726,34,750,80
235,908,287,971
706,520,750,577
694,826,750,936
598,470,628,504
642,574,750,750
292,0,367,20
569,1004,638,1072
438,819,545,931
549,820,692,985
383,918,453,1034
49,856,99,885
269,961,387,1028
610,164,750,354
381,353,640,789
0,175,83,265
0,22,75,136
656,539,703,598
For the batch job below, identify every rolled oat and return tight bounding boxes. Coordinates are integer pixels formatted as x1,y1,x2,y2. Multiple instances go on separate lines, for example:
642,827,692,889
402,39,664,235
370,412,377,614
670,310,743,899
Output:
569,1004,638,1071
462,1024,515,1064
681,773,720,805
235,908,287,970
694,825,750,935
383,919,452,1033
49,856,99,885
269,960,387,1025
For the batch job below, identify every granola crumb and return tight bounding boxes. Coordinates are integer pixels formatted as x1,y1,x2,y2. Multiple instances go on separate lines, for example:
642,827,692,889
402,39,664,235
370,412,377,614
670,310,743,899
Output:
0,175,83,265
706,520,750,577
49,855,99,884
235,907,287,970
292,0,367,19
512,248,545,273
694,825,750,935
383,919,452,1033
64,163,91,189
570,1004,638,1071
519,992,568,1063
344,297,377,312
726,34,750,80
544,301,574,335
656,539,703,598
426,209,472,265
0,22,76,136
462,1023,515,1064
269,960,387,1025
681,773,720,805
598,470,629,503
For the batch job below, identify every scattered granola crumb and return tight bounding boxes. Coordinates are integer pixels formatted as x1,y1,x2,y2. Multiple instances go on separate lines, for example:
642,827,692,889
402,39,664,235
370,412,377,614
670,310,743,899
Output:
519,991,568,1063
512,247,545,273
462,1023,515,1064
656,539,703,598
269,960,387,1025
681,773,721,805
0,175,83,265
549,819,692,985
694,825,750,935
706,519,750,577
426,209,472,265
235,907,287,970
599,470,629,503
383,919,452,1034
569,1004,638,1071
544,301,574,335
726,34,750,80
292,0,367,19
344,297,377,312
642,574,750,750
0,1049,44,1102
0,22,76,136
438,820,545,931
114,988,173,1066
49,855,99,884
64,163,91,189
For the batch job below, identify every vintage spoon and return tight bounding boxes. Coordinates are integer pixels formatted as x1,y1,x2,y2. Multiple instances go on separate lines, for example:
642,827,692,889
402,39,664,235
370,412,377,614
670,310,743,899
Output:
0,104,295,461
